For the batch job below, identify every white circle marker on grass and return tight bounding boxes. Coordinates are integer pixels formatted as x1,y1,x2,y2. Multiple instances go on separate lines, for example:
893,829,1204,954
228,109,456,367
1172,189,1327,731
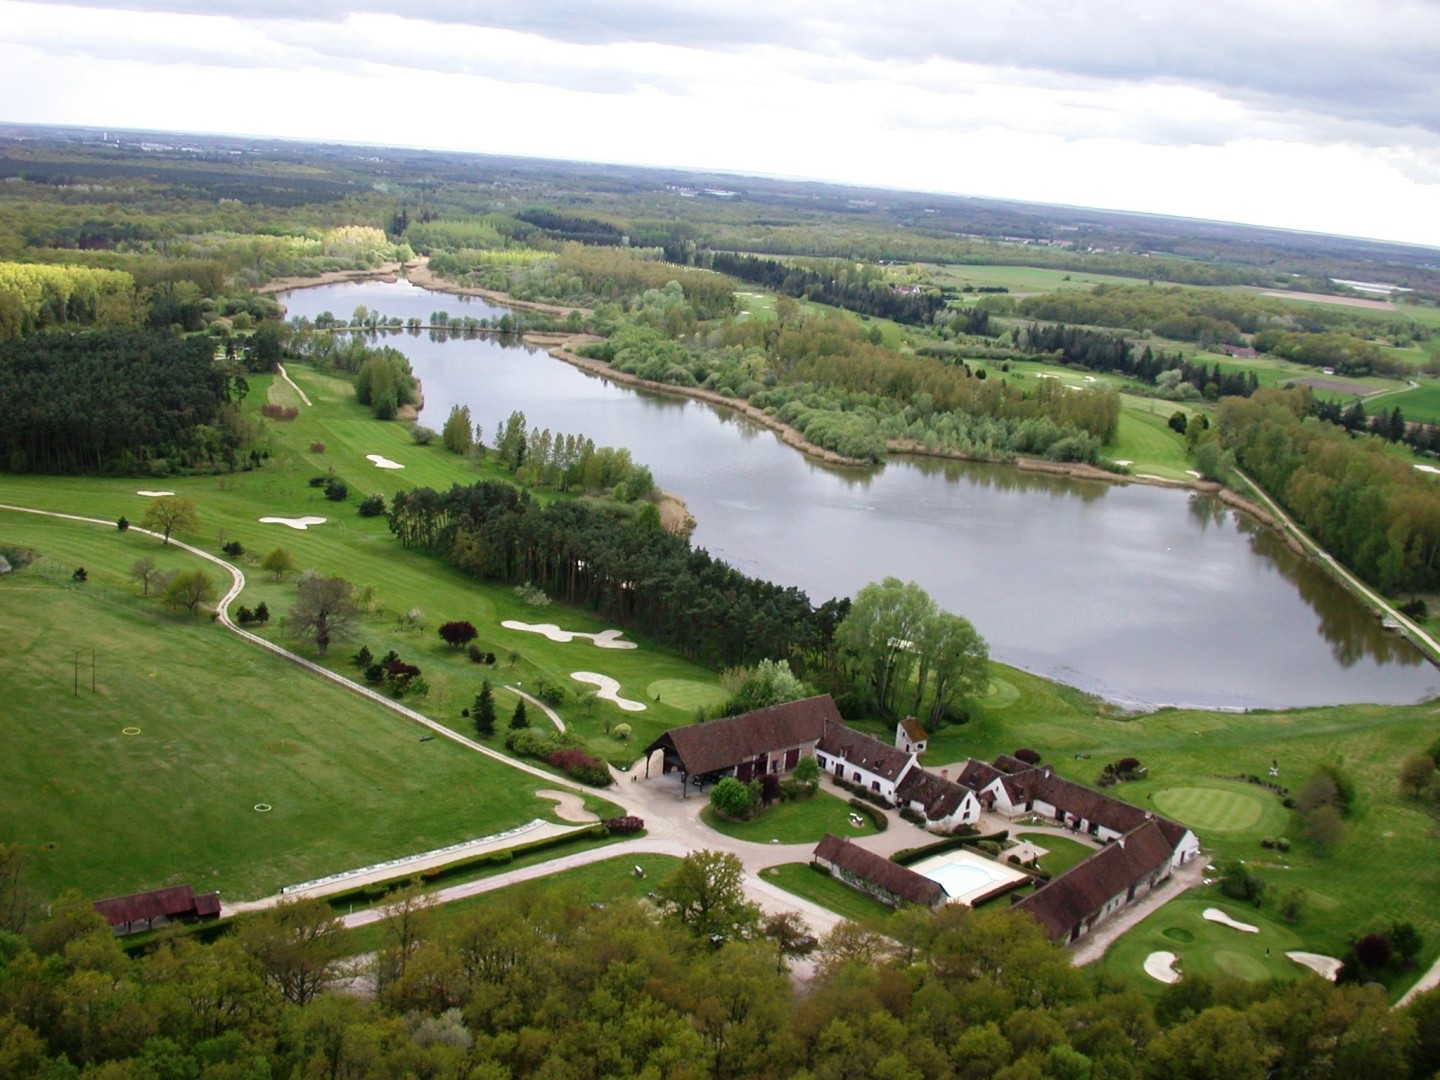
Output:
259,516,327,530
254,803,272,813
366,454,404,469
571,672,647,711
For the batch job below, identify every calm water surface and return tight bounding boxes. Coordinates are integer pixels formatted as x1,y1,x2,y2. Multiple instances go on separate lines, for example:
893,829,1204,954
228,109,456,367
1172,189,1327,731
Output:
281,280,1440,710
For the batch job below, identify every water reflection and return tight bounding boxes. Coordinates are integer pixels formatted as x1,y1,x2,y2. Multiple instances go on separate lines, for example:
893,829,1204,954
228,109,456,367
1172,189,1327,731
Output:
279,280,1440,709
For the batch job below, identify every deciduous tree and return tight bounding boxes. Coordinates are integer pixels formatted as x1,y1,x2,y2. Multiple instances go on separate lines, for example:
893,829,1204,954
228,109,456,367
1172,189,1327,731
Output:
287,575,359,656
162,568,216,614
141,496,197,545
654,850,759,943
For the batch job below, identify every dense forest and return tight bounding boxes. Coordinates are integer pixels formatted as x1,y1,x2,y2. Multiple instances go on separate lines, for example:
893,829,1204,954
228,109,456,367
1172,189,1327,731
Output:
1220,388,1440,592
1,864,1435,1080
387,480,844,672
0,329,249,473
705,251,949,325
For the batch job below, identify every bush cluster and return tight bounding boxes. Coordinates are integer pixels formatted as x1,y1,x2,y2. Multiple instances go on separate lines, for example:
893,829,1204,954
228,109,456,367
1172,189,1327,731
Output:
260,404,298,421
604,816,645,834
546,748,613,787
233,602,270,625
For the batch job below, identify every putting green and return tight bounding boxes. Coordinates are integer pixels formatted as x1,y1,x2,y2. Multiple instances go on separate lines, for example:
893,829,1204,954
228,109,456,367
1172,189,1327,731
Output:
1152,785,1265,833
646,679,726,711
1213,949,1269,981
980,677,1020,710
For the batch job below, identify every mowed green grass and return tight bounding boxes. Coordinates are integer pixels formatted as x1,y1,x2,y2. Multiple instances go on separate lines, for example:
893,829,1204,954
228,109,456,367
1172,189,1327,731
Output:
0,523,558,903
700,789,877,844
761,862,895,923
339,853,681,955
0,373,723,902
1153,783,1269,833
1097,892,1308,993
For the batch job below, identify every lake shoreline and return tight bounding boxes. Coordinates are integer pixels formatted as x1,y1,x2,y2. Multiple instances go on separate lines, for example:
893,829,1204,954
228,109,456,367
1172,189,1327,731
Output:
266,263,1284,532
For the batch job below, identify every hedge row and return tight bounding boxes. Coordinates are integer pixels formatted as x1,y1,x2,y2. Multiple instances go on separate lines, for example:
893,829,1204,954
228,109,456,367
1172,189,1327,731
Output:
847,798,889,832
891,829,1009,866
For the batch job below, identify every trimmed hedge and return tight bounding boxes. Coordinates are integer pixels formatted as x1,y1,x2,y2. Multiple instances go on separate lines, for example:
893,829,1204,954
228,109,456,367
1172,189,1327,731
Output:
892,830,1010,866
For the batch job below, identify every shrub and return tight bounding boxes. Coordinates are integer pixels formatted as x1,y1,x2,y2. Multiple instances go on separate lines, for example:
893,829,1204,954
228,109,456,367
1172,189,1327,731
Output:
364,663,387,685
1014,748,1041,764
116,516,129,532
353,645,373,667
309,442,326,453
1218,861,1264,901
253,602,269,624
504,728,552,760
222,540,245,557
357,494,386,517
261,404,299,421
467,643,487,664
324,478,349,502
710,776,757,818
72,567,87,582
308,475,328,488
546,748,613,787
411,425,437,445
438,620,479,649
1354,933,1391,969
605,816,645,834
234,605,253,624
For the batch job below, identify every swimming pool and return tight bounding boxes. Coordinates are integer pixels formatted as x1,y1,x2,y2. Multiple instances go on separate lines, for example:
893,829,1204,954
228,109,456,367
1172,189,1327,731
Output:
911,848,1032,905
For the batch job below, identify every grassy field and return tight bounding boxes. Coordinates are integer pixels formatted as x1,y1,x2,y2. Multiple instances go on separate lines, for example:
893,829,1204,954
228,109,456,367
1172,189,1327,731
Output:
927,264,1172,295
0,369,722,903
699,789,878,844
0,529,560,902
1096,892,1309,993
760,862,895,923
339,853,681,955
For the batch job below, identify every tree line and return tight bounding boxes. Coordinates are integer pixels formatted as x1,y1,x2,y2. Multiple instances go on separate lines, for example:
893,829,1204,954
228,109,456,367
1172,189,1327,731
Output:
1015,323,1261,400
0,846,1434,1080
387,480,843,670
704,251,949,325
0,328,249,473
1219,387,1440,592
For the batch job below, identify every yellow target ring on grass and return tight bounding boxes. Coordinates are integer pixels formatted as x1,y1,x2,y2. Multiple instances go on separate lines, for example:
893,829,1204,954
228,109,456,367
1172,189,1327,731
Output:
122,727,141,736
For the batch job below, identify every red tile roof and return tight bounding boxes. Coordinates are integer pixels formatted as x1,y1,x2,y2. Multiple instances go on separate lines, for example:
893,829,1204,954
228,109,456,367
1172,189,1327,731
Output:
817,724,914,781
1013,818,1178,940
814,834,944,908
642,695,838,776
93,884,200,927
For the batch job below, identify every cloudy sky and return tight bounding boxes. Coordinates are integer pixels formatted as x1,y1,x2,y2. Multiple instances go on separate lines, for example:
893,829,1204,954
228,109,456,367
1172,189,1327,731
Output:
4,0,1439,246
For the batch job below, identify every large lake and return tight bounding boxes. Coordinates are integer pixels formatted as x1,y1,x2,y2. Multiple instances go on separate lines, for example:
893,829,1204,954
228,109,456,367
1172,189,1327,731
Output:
281,279,1440,710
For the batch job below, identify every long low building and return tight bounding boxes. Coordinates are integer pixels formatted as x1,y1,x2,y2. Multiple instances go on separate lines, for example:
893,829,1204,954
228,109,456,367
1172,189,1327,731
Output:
642,695,839,785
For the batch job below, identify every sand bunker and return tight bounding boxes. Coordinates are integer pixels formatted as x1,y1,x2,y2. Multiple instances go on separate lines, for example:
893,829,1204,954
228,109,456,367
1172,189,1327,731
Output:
259,516,327,530
571,672,646,712
1286,951,1342,981
1203,907,1260,933
1416,464,1440,475
536,789,599,824
366,454,404,469
1144,951,1181,983
136,490,175,497
502,621,637,649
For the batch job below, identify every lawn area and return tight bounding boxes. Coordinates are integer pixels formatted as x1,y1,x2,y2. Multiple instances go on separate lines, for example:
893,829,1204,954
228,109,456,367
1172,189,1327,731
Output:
0,531,561,903
700,789,878,844
760,862,895,924
339,853,681,955
0,367,721,764
0,375,723,904
1012,832,1095,877
927,264,1169,295
1096,891,1310,994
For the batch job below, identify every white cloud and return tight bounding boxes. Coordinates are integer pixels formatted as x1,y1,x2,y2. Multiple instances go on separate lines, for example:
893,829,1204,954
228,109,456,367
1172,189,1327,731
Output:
2,0,1438,244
